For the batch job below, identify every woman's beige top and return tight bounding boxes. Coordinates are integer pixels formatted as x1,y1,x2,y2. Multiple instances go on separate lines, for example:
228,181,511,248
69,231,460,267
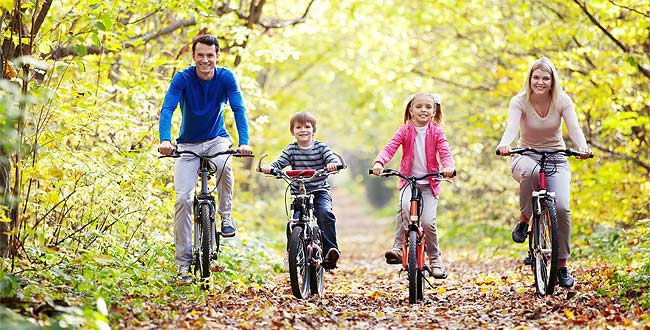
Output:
498,92,588,149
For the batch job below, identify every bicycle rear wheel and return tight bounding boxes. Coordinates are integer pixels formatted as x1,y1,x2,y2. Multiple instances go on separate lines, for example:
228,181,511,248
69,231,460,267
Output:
309,226,324,296
289,226,310,299
194,203,212,281
407,230,418,304
532,198,559,295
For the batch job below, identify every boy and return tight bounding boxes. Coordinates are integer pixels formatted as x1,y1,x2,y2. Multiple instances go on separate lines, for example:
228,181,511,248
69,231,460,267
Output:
261,112,342,269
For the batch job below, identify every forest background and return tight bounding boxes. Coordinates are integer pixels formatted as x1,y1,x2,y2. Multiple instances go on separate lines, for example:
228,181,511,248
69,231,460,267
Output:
0,0,648,328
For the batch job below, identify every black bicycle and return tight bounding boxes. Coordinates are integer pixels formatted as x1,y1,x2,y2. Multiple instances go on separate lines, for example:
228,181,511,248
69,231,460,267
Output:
257,153,346,299
497,147,592,295
369,168,455,303
160,148,253,285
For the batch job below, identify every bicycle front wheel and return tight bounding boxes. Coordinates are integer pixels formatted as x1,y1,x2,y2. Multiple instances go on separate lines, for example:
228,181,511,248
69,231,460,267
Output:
195,203,212,281
309,226,324,296
533,198,559,295
407,230,418,304
289,226,310,299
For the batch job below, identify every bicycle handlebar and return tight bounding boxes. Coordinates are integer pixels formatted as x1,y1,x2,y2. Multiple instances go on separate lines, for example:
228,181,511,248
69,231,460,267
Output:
368,168,456,182
496,147,593,158
159,148,255,159
256,152,347,179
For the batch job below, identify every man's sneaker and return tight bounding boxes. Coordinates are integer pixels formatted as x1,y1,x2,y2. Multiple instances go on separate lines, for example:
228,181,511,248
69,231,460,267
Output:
557,267,575,288
177,265,192,285
283,252,289,271
512,222,529,243
430,258,448,279
323,248,340,270
384,248,401,264
221,218,236,237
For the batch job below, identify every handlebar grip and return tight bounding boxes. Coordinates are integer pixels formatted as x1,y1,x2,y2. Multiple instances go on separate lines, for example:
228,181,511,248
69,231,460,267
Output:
336,164,346,171
495,149,501,156
452,169,457,177
368,169,373,175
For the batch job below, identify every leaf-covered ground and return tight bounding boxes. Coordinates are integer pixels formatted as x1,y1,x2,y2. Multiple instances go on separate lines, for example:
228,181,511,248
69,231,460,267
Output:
115,191,648,329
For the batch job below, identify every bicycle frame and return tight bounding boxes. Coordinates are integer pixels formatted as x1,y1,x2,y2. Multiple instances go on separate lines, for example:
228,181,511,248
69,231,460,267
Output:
403,183,426,271
257,153,346,299
370,168,454,303
497,147,592,295
160,148,253,285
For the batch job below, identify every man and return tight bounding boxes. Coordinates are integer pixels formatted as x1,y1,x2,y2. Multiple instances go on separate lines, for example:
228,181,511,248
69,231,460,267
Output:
158,35,252,283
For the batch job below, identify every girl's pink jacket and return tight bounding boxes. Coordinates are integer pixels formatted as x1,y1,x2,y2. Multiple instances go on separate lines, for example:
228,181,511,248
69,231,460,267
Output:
374,122,455,198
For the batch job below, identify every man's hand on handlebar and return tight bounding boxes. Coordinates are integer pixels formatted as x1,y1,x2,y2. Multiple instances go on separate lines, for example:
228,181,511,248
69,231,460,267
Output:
158,140,174,156
237,144,253,155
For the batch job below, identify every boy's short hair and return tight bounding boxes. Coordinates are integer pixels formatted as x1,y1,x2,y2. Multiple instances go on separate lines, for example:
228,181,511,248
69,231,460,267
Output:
290,111,317,133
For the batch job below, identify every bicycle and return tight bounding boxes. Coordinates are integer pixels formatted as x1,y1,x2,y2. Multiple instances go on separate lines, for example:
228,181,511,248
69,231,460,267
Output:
257,153,346,299
496,147,592,295
369,168,455,304
160,148,253,285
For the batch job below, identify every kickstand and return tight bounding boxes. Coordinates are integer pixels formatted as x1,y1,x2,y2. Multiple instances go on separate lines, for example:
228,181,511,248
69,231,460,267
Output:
423,266,435,289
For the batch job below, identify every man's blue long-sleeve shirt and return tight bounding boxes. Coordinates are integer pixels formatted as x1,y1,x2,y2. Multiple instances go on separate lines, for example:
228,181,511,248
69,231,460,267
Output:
158,66,249,145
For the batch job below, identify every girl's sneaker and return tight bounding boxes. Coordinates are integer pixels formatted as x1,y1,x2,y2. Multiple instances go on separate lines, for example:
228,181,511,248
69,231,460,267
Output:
430,258,448,279
384,248,401,264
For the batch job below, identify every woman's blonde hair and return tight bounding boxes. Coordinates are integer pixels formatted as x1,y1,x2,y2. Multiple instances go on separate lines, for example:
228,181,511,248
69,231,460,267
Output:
521,57,564,110
403,93,442,124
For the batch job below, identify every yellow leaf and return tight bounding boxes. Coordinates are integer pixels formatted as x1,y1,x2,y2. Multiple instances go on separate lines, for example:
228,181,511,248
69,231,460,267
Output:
0,0,11,11
564,308,574,320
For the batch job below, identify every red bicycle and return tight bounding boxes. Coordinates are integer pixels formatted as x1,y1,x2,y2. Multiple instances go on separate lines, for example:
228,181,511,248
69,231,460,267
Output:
369,168,455,303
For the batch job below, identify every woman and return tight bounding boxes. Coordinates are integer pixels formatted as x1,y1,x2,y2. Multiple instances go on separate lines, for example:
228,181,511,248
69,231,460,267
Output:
496,57,591,288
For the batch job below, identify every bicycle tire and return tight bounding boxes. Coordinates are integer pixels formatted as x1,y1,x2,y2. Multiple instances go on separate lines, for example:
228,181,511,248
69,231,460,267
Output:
408,230,418,303
416,235,425,301
289,226,310,299
533,198,559,295
309,226,324,296
196,203,211,280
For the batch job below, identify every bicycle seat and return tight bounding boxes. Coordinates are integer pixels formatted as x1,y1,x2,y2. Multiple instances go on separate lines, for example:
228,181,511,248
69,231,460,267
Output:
286,169,315,177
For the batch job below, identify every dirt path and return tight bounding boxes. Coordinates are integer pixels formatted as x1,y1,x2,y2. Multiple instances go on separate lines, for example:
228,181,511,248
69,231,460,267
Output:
122,189,645,329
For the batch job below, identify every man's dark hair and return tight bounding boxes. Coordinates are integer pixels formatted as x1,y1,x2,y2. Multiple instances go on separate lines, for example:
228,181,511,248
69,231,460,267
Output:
192,35,220,54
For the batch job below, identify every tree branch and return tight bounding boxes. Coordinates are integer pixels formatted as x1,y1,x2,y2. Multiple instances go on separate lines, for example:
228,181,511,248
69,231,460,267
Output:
590,141,650,172
572,0,650,79
32,0,53,37
608,0,650,19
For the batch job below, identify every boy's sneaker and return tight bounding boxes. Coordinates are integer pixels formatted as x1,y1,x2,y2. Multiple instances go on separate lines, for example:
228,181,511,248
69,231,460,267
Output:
177,265,192,285
384,248,401,264
430,258,448,279
323,248,340,270
221,217,236,237
512,222,528,243
557,267,575,287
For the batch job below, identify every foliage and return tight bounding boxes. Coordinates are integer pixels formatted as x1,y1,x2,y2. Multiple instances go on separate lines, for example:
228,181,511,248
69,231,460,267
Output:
0,0,647,326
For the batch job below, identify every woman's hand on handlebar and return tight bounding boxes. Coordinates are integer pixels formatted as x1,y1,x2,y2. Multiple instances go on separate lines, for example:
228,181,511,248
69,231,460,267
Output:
496,145,510,156
577,146,593,159
158,140,175,156
371,163,384,176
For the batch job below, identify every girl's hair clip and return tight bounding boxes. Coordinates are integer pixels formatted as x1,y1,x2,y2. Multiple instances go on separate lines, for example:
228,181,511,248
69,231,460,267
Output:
430,94,441,104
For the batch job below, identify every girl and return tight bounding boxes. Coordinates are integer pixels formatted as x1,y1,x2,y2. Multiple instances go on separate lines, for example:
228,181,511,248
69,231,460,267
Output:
372,93,456,279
